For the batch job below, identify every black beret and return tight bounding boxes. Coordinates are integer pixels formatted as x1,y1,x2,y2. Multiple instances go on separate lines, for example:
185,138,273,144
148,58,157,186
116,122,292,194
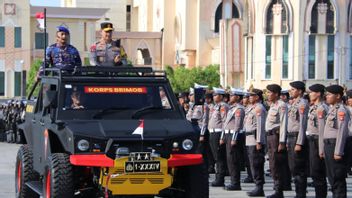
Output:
250,88,263,96
205,93,213,99
266,84,282,94
178,92,187,98
290,81,305,91
346,90,352,98
326,85,344,96
309,84,325,93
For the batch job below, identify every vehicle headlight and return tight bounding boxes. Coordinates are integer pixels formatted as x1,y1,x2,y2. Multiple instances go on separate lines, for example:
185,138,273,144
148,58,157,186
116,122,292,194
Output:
173,142,179,148
182,139,193,151
77,139,90,151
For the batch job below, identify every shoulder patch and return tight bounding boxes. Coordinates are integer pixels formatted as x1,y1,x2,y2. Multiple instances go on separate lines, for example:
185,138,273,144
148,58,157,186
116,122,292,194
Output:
338,111,345,121
220,106,226,113
90,45,96,52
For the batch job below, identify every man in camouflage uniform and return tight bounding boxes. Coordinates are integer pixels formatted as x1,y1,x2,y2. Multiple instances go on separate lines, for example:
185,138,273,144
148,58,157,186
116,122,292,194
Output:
244,88,267,197
219,88,245,190
38,26,82,76
286,81,309,198
208,87,229,186
322,85,349,198
265,84,288,198
90,22,128,66
307,84,328,198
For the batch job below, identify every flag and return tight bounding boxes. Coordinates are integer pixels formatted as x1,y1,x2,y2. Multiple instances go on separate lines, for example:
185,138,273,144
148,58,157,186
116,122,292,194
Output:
132,120,144,140
35,12,45,30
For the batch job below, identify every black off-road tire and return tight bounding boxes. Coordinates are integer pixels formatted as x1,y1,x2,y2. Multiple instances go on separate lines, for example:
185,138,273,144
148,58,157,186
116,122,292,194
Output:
173,163,209,198
43,153,74,198
15,145,39,198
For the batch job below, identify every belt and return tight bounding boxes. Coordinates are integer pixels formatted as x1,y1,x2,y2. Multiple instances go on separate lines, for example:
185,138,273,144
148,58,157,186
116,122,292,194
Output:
287,132,299,138
307,134,319,140
324,138,336,144
224,129,235,134
266,129,278,136
209,128,222,133
245,130,256,136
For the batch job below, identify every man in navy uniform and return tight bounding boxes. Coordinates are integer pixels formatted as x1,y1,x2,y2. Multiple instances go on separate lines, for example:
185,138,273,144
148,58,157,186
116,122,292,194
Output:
38,26,82,76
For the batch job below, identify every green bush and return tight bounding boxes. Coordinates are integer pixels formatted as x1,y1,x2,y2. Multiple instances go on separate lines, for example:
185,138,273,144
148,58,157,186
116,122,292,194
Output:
26,59,42,97
165,65,220,93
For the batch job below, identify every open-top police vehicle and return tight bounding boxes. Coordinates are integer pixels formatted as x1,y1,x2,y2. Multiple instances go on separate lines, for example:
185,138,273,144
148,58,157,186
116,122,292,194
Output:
15,66,208,198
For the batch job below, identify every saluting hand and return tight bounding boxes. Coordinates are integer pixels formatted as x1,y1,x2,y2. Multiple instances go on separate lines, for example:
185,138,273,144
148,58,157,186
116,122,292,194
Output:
114,55,121,63
334,155,342,161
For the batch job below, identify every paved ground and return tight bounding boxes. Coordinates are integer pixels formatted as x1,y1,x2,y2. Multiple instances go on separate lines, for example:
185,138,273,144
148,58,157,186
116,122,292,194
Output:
1,142,352,197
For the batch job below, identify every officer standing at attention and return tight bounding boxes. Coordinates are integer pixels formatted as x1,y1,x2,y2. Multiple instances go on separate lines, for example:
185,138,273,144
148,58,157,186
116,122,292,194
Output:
219,88,245,191
321,85,349,198
208,87,229,187
245,88,267,197
90,22,128,66
38,26,82,76
286,81,309,198
265,84,288,198
186,87,204,130
307,84,328,198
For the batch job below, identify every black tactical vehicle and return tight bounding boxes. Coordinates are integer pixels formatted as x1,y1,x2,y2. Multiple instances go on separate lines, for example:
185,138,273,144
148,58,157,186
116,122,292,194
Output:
15,67,208,198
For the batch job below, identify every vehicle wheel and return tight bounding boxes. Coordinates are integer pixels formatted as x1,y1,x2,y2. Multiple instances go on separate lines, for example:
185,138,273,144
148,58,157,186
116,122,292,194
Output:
173,163,209,198
15,145,39,198
43,153,74,198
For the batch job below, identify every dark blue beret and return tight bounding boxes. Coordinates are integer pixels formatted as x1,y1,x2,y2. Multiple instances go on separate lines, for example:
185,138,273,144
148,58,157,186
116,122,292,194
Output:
56,26,70,34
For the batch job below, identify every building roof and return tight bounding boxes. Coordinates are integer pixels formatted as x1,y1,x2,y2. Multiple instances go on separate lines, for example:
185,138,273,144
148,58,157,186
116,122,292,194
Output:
30,6,109,19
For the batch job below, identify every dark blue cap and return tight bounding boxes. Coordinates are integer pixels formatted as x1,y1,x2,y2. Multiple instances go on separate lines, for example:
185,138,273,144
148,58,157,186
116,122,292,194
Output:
56,26,70,34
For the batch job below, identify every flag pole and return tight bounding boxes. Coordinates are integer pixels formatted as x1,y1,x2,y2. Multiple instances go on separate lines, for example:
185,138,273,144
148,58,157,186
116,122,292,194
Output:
43,8,47,75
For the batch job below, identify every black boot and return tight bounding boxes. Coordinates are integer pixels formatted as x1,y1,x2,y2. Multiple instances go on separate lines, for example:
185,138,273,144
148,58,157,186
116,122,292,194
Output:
247,185,265,197
315,184,327,198
266,191,283,198
242,177,254,183
224,183,241,191
211,175,224,187
294,177,307,198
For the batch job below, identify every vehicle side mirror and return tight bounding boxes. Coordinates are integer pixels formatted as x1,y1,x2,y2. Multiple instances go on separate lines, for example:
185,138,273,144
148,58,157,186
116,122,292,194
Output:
194,88,206,105
43,90,58,108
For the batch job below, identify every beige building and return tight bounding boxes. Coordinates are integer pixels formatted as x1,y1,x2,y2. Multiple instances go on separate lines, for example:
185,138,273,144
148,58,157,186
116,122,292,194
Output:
132,0,352,90
0,0,31,98
61,0,130,31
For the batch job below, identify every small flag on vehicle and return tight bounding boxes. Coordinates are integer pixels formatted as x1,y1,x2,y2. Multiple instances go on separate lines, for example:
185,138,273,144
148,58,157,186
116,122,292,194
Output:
35,12,45,30
132,120,144,140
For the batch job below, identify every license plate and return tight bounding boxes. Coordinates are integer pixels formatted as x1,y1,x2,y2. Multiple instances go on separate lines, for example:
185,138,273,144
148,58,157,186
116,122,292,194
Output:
125,161,161,173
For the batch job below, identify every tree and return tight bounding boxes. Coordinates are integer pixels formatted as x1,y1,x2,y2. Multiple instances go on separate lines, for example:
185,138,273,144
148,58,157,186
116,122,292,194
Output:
26,59,41,97
165,65,220,93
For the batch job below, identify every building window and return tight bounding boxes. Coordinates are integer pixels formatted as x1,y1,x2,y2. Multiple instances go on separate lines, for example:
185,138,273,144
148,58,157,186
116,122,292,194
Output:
14,71,21,96
214,2,239,33
126,5,131,32
0,72,4,96
310,0,335,34
14,27,21,48
265,0,289,35
232,3,239,19
308,35,316,79
327,35,334,79
282,35,289,79
35,32,48,49
0,27,5,48
265,36,272,79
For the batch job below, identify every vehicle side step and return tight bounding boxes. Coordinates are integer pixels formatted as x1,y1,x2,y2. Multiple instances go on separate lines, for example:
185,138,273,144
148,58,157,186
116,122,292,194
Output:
26,181,43,196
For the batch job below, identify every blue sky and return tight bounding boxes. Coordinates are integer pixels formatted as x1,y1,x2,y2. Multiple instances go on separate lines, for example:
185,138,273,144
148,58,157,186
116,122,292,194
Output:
30,0,60,6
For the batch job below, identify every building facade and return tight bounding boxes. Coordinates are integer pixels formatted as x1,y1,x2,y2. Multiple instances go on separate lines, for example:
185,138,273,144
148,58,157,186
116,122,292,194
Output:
132,0,352,90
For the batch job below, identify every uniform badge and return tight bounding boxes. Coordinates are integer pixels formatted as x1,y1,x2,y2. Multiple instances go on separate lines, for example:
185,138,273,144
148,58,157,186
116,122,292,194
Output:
220,106,226,113
281,106,286,112
338,111,345,121
256,108,261,116
90,45,96,52
235,110,241,117
317,110,324,119
299,105,305,114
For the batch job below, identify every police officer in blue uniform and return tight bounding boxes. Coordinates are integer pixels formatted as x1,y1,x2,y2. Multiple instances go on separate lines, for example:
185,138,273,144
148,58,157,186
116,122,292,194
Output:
38,26,82,76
